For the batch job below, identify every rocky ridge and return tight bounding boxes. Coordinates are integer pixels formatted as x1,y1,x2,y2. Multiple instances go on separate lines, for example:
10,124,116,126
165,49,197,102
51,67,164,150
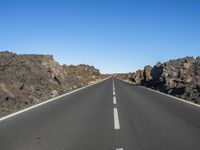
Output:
116,56,200,104
0,51,105,116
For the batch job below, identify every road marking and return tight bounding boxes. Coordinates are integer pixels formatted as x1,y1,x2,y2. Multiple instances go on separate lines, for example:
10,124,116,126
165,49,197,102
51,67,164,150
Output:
114,108,120,130
113,96,117,104
113,79,123,149
116,148,123,150
113,90,115,96
120,79,200,108
141,86,200,108
0,78,109,122
113,80,115,91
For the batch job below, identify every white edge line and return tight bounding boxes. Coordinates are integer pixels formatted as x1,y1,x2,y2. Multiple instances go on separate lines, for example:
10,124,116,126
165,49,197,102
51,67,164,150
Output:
141,86,200,108
0,78,109,122
118,78,200,108
114,108,120,130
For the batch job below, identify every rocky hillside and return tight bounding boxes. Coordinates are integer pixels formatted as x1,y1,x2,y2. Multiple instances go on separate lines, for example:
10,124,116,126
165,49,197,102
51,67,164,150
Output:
63,64,102,88
117,57,200,104
0,51,105,116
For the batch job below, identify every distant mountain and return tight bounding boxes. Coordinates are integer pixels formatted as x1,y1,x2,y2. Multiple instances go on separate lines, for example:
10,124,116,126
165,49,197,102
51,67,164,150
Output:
0,51,106,116
117,56,200,104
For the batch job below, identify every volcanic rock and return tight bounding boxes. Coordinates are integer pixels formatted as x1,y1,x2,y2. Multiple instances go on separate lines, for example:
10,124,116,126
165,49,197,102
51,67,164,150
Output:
0,51,105,116
117,56,200,104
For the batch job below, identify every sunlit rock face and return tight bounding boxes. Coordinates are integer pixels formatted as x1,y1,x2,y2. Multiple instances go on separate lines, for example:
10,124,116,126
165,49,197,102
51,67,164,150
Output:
116,56,200,104
0,51,105,116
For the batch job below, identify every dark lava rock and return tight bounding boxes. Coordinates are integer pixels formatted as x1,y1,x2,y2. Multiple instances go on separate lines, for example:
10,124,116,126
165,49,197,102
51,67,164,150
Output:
0,51,105,116
117,56,200,104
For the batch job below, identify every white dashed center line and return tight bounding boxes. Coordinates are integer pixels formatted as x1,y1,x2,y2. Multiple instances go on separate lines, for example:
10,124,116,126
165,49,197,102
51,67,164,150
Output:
113,96,117,104
114,108,120,130
113,81,115,91
113,79,123,149
116,148,124,150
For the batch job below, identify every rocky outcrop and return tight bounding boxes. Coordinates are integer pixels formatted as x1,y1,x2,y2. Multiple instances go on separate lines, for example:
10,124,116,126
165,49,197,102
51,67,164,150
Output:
115,73,132,82
63,64,103,89
117,57,200,104
0,51,105,116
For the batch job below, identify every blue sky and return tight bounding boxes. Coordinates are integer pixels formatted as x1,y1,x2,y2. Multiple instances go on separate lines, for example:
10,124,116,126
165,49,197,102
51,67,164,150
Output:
0,0,200,73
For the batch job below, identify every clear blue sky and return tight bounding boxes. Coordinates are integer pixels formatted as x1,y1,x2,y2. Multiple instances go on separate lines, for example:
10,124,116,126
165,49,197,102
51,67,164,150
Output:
0,0,200,73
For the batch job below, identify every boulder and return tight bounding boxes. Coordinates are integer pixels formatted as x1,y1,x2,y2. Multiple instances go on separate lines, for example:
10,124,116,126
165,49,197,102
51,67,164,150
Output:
143,65,152,81
51,90,59,97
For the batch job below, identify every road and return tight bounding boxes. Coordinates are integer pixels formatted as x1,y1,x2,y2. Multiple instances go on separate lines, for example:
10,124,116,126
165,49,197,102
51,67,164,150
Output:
0,77,200,150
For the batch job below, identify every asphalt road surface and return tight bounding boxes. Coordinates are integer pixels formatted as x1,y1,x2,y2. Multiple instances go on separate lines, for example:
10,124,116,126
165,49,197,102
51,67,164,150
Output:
0,77,200,150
